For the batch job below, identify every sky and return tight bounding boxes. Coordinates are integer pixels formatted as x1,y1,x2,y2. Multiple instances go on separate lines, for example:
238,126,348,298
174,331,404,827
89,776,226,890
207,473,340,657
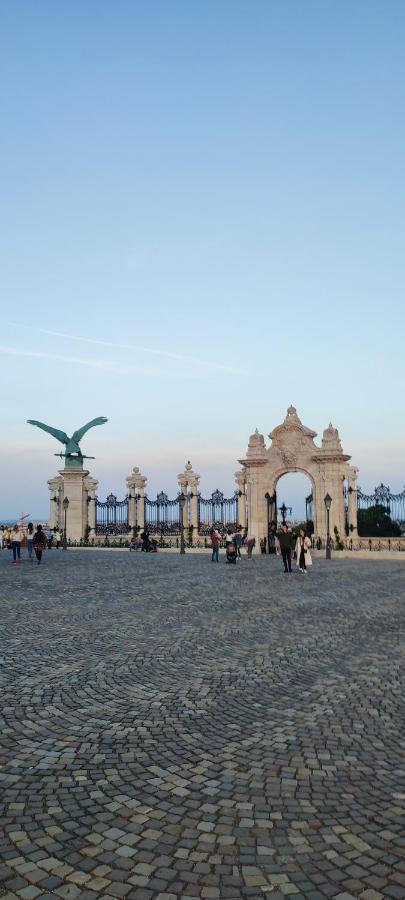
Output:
1,0,404,519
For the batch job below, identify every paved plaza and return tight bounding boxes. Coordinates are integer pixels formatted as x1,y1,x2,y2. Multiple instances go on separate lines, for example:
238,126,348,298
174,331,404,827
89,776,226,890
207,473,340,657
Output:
0,550,404,900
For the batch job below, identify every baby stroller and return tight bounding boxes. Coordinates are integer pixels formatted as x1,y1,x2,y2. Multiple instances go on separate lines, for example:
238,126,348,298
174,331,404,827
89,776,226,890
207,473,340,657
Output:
226,540,237,564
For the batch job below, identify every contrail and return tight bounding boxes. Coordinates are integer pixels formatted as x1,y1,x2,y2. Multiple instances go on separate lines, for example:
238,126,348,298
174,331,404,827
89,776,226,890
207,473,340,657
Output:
0,346,178,377
5,323,250,376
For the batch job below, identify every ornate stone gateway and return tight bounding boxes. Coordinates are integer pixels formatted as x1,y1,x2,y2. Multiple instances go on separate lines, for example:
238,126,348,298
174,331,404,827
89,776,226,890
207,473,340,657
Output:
236,406,359,544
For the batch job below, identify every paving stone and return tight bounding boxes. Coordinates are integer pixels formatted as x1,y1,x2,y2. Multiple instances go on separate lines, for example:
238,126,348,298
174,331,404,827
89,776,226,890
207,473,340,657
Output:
0,552,404,900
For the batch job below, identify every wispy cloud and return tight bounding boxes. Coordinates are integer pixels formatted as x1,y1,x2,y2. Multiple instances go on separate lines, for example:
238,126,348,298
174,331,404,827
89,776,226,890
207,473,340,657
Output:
5,323,250,376
0,346,174,377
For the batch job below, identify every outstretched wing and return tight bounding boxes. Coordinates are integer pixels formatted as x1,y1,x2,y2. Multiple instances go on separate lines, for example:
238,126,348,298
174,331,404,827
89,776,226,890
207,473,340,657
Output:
72,417,108,444
27,420,69,444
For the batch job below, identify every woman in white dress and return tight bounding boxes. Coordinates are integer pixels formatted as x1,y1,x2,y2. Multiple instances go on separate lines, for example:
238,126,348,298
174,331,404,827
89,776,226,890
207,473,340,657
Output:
295,529,312,573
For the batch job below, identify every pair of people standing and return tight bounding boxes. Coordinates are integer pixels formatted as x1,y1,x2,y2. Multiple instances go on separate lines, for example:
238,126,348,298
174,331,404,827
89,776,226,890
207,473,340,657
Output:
277,525,312,573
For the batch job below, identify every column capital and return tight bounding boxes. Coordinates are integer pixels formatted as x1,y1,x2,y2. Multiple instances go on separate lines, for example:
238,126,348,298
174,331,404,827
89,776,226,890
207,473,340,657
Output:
126,466,147,494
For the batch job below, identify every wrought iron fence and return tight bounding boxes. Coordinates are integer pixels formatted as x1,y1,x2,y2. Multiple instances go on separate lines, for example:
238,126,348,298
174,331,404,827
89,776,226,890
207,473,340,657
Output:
95,488,240,537
343,482,405,536
145,492,181,534
95,493,129,535
357,483,404,518
198,489,239,535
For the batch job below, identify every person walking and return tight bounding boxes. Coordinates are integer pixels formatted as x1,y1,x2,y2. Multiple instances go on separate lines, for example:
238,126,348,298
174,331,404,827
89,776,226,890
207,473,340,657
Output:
26,522,34,561
11,524,23,564
0,526,4,550
233,527,242,559
47,527,53,549
33,525,47,565
211,528,221,562
54,528,61,549
277,524,294,573
295,529,312,573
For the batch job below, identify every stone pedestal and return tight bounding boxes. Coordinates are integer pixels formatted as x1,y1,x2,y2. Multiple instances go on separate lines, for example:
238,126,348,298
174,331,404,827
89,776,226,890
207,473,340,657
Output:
48,468,98,542
59,469,90,542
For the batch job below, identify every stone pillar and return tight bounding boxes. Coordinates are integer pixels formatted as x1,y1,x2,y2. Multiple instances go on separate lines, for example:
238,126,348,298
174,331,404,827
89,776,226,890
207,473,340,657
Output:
126,467,147,531
178,461,200,533
60,468,90,542
235,470,247,529
48,476,63,529
84,476,98,536
347,466,359,536
246,473,263,548
189,478,200,530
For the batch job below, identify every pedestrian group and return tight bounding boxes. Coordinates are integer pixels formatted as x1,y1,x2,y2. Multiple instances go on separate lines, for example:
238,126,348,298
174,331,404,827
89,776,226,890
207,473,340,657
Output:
210,524,312,571
0,524,62,565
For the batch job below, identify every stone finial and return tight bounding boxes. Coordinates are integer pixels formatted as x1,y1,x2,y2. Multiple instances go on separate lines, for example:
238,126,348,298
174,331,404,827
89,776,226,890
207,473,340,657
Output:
246,429,267,460
178,460,200,487
321,423,343,452
284,405,302,426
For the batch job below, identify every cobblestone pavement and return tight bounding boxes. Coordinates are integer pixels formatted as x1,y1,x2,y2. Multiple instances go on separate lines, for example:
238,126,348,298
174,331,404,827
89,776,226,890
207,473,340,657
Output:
0,550,404,900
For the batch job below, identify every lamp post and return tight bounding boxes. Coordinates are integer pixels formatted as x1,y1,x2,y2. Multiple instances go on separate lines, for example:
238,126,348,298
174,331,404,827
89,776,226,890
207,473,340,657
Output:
279,502,292,525
324,493,332,560
179,492,186,555
63,497,69,550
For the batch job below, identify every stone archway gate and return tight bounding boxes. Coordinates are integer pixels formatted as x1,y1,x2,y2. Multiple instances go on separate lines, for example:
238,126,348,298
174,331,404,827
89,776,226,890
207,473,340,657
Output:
235,406,359,545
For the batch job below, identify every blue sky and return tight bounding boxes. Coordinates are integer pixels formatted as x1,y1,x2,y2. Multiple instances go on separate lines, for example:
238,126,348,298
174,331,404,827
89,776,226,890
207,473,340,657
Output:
1,0,404,518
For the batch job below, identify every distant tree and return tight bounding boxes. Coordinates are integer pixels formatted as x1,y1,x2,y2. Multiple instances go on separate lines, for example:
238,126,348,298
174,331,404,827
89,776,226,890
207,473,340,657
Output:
358,504,401,537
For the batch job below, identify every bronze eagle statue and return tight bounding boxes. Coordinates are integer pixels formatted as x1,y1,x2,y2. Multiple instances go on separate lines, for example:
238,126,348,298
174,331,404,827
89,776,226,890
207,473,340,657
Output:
27,416,108,462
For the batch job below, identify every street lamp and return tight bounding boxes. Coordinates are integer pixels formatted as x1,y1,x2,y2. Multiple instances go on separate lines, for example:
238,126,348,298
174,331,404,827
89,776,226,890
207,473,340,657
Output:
63,497,69,550
324,493,332,560
279,502,292,525
179,492,186,555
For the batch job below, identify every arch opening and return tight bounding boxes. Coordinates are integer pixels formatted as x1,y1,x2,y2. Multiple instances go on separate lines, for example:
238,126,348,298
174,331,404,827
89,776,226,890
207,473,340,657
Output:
273,471,315,531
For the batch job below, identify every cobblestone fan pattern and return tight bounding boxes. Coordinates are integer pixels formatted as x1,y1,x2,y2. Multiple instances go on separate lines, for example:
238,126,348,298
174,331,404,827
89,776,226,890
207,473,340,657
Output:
0,551,404,900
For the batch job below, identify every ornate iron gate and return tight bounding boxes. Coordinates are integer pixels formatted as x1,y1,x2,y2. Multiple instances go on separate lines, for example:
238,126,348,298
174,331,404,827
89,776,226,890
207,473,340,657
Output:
144,492,181,534
95,493,129,535
357,483,405,535
198,489,239,535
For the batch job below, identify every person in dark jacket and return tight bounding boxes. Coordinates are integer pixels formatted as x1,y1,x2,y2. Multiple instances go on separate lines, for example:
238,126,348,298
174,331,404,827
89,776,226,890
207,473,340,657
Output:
277,524,294,573
33,524,47,565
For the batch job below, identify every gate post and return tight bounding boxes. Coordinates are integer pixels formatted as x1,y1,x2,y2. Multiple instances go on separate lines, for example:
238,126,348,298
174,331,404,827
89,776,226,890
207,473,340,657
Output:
48,475,63,529
347,466,359,536
126,466,147,531
84,476,98,537
178,461,200,532
235,471,247,528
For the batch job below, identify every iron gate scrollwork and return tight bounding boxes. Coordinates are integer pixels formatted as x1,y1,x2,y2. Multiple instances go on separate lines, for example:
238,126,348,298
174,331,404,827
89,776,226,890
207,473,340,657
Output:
144,492,181,534
95,493,129,535
357,483,405,535
198,489,239,535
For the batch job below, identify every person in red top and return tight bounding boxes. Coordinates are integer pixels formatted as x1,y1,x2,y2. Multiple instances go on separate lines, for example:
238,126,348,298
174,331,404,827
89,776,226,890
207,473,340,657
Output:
211,528,221,562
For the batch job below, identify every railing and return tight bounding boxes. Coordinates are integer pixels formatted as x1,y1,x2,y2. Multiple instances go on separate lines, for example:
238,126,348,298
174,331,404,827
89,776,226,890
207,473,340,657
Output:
145,492,181,534
312,536,405,552
356,483,405,536
95,493,129,535
198,489,239,535
95,488,240,536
